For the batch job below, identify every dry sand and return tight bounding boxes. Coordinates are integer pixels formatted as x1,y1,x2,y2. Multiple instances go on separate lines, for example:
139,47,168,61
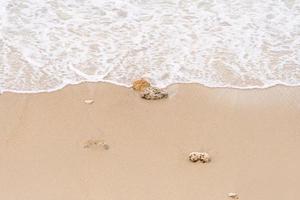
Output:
0,83,300,200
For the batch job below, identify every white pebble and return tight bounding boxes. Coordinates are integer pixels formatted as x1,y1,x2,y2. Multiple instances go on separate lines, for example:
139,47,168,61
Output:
84,99,94,104
228,192,238,199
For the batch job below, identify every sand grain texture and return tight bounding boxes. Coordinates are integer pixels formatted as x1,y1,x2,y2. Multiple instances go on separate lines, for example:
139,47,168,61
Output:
0,83,300,200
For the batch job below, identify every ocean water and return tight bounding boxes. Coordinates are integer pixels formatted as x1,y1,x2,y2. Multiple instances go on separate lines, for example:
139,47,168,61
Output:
1,0,300,93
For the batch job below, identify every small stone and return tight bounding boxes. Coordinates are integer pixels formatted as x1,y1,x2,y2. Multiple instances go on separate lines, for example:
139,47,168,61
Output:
84,99,94,104
132,79,151,91
188,152,211,163
84,139,100,148
140,86,168,100
84,139,109,150
199,152,210,163
189,152,200,162
228,193,238,199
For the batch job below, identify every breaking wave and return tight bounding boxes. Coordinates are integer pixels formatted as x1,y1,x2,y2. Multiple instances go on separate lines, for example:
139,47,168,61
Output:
1,0,300,93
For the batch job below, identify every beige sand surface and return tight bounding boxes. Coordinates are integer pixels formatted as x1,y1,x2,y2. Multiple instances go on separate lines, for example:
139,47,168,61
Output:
0,83,300,200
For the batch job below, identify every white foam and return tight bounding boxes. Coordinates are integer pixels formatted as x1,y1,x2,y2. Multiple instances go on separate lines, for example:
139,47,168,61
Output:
1,0,300,93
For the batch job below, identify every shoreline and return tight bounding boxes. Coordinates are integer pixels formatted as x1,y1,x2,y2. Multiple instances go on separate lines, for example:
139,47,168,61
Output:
2,80,300,94
1,83,300,200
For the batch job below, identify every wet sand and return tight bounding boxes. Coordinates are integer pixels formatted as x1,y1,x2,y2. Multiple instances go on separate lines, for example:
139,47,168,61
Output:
0,83,300,200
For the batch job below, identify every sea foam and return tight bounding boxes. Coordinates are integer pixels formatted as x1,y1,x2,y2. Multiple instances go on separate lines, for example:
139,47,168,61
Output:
1,0,300,93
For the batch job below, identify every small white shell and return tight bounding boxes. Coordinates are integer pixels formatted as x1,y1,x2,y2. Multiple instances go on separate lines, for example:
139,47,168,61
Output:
228,192,238,199
84,99,94,104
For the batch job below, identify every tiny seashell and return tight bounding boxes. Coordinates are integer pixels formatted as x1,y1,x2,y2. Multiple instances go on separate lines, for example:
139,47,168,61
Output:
84,99,94,104
228,193,238,199
132,79,151,91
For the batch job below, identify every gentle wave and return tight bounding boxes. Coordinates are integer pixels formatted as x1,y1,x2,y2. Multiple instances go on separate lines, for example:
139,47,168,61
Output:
1,0,300,93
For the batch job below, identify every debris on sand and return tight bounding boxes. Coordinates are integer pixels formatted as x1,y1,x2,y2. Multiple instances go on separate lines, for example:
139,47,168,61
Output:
132,79,168,100
140,86,168,100
84,99,94,104
228,193,239,199
188,152,211,163
199,152,210,163
132,79,151,91
83,139,109,150
102,143,110,150
189,152,200,162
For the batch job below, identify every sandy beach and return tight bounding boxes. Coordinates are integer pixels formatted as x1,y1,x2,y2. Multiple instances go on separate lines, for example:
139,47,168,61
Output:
0,83,300,200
